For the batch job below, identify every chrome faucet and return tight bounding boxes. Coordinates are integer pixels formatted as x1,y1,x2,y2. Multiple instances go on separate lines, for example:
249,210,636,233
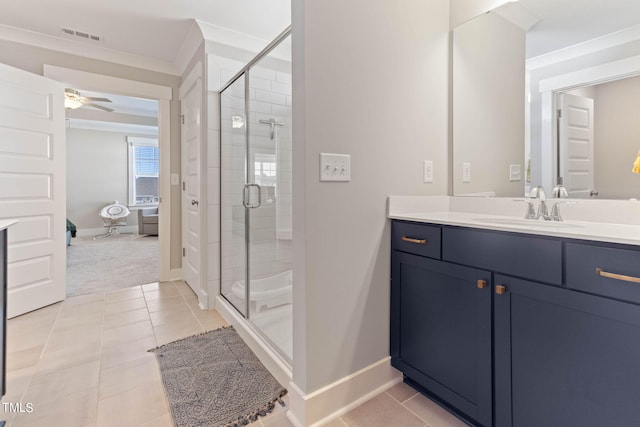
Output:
552,177,568,198
529,186,549,220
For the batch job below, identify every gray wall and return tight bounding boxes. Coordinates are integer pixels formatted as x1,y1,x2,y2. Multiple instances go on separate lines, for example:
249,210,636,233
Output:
453,11,525,196
292,0,450,393
0,39,183,268
66,128,137,231
593,76,640,199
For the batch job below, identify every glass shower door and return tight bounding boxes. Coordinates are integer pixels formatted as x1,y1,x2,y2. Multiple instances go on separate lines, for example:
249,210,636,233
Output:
219,29,293,363
220,75,248,316
246,37,293,360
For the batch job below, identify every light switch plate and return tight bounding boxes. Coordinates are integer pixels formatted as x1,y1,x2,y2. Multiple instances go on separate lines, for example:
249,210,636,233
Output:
462,162,471,183
171,173,180,186
509,164,522,182
320,153,351,182
423,160,433,183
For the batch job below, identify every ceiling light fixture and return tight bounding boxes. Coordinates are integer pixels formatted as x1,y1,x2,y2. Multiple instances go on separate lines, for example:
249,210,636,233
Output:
64,88,83,109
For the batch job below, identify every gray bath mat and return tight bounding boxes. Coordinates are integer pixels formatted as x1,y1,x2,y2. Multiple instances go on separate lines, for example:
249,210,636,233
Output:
150,326,287,427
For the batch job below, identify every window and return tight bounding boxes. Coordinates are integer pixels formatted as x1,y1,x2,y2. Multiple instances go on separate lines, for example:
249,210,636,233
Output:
128,137,159,206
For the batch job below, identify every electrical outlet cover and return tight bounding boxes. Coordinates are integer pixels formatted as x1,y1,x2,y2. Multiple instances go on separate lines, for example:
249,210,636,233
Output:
423,160,433,183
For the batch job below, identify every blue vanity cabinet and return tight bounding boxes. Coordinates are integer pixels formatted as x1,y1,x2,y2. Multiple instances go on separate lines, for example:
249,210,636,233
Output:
391,222,493,426
494,274,640,427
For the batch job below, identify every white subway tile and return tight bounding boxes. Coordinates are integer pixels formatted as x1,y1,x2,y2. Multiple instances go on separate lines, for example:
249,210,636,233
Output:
255,89,287,106
276,72,292,85
250,76,272,91
250,100,272,114
271,81,292,96
250,67,276,81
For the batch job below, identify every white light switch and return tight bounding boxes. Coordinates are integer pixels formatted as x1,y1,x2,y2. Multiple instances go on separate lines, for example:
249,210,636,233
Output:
509,164,522,182
462,162,471,183
423,160,433,183
171,173,180,186
320,153,351,182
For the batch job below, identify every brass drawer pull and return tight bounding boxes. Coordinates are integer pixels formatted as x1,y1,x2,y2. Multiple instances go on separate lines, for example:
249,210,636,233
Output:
596,268,640,284
477,280,487,289
496,285,507,295
401,236,428,245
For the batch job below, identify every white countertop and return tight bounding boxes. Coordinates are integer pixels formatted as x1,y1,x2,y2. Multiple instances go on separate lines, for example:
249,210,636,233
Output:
0,220,17,231
388,196,640,246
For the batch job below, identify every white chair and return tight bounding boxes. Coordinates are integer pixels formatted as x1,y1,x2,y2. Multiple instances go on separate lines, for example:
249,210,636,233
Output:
94,201,133,239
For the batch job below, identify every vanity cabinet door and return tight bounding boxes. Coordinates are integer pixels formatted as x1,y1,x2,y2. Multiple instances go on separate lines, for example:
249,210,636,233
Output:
391,251,492,426
494,274,640,427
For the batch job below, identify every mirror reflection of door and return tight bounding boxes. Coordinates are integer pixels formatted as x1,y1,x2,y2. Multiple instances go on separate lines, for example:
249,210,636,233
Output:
558,92,594,198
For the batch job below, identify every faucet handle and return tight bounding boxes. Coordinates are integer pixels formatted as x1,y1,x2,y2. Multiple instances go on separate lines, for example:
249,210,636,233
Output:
513,199,536,219
529,185,547,201
549,201,576,222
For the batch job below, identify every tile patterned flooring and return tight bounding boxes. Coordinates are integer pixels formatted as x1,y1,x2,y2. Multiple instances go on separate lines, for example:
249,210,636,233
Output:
3,281,467,427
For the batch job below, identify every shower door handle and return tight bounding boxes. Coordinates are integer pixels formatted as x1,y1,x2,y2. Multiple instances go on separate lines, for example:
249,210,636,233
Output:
242,184,262,208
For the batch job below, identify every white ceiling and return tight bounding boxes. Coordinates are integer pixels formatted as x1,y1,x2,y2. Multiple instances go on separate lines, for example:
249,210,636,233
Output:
519,0,640,58
0,0,290,65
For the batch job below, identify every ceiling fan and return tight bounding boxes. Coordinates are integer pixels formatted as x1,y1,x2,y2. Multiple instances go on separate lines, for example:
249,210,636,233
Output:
64,88,114,112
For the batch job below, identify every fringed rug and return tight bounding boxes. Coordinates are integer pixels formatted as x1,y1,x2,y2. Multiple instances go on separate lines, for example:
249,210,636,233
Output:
150,326,287,427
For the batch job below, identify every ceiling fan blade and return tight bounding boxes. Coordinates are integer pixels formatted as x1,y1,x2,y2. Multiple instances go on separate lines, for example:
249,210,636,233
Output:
84,102,114,112
81,96,112,103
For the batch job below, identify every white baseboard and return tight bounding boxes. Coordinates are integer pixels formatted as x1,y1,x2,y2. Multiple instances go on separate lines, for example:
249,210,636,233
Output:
215,295,292,387
169,268,183,281
287,357,403,427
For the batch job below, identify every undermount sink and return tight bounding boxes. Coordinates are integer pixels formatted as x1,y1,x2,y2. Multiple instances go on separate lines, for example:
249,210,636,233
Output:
473,217,583,228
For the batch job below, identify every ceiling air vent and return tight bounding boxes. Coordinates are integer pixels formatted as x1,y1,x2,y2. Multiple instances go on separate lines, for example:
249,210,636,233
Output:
60,27,103,43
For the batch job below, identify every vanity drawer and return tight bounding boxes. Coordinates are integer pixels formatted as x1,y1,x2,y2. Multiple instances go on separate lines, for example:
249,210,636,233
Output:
566,243,640,304
443,227,563,285
392,221,441,259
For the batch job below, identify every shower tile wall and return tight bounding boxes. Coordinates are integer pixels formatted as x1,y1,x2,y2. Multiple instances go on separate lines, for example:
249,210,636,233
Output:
249,66,293,279
216,59,292,308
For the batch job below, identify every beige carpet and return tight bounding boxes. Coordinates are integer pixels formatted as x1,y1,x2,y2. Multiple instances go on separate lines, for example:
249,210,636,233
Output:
66,234,159,297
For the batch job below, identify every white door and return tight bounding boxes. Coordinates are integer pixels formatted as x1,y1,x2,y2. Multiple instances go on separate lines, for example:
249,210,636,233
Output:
0,63,66,318
180,75,202,299
559,93,595,198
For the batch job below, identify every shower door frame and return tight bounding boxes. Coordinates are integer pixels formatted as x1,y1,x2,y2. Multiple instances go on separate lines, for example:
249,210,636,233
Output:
219,26,292,320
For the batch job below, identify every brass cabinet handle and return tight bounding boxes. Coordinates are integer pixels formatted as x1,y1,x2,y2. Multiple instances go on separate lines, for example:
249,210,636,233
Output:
477,280,487,289
496,285,507,295
401,236,428,245
596,268,640,284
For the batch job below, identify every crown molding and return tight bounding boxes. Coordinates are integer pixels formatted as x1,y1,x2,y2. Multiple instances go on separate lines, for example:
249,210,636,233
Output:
197,20,275,55
0,24,181,76
174,20,205,77
527,24,640,71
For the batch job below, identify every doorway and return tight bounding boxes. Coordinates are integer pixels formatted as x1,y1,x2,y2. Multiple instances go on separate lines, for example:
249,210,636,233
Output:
43,65,174,286
64,89,161,296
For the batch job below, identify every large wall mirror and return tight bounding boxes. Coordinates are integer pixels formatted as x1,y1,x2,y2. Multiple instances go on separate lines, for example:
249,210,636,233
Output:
453,0,640,200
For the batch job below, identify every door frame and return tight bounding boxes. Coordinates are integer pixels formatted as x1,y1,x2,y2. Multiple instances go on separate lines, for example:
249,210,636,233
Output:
43,65,173,282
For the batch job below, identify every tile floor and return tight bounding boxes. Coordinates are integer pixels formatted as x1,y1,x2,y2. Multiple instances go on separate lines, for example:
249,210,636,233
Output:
2,281,467,427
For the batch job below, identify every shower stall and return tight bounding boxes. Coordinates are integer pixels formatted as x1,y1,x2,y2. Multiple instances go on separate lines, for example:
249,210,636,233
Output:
220,27,293,363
